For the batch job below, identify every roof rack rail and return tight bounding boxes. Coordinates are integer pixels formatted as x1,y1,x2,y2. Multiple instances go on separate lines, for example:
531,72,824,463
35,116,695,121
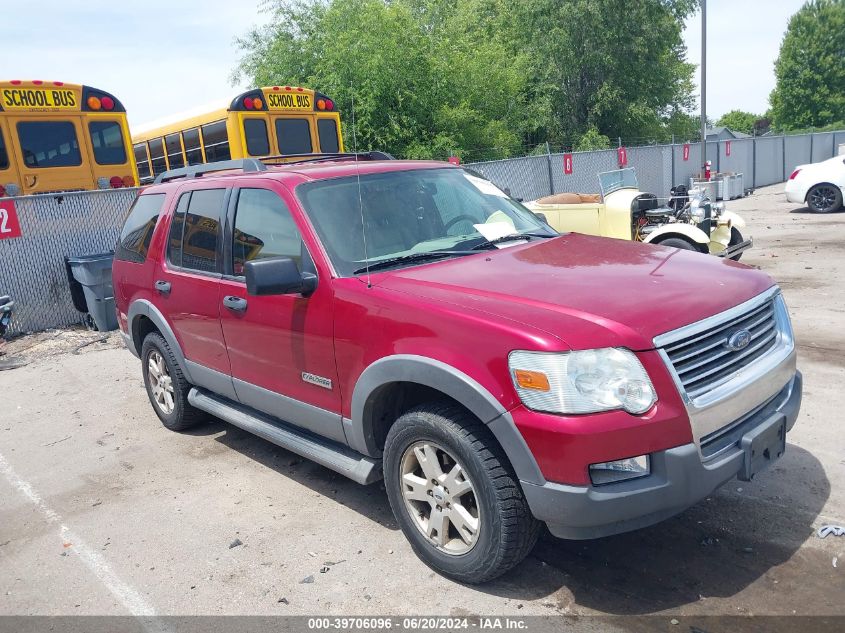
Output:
153,158,267,184
259,151,396,164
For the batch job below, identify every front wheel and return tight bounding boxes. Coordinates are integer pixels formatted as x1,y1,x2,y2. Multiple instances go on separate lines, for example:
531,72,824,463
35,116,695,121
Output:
807,184,843,213
383,402,540,583
728,227,745,261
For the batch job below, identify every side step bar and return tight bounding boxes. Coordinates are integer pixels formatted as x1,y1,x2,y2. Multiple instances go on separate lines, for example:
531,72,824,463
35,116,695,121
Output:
188,388,382,485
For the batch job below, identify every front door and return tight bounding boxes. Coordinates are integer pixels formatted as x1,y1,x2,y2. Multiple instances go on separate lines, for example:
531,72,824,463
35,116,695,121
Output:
8,116,94,193
217,181,344,442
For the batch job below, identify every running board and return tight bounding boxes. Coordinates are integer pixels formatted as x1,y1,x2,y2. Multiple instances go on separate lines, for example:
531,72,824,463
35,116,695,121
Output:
188,388,382,485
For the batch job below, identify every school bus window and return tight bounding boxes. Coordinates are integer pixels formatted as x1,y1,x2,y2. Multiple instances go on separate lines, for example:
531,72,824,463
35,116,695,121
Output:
243,119,270,156
275,118,312,154
0,129,8,170
17,121,82,168
201,121,230,163
133,143,151,180
165,133,185,170
182,128,203,165
89,121,127,165
148,137,167,177
317,119,340,153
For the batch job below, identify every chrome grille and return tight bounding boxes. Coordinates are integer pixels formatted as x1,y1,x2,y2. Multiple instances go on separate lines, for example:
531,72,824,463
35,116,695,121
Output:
662,298,779,400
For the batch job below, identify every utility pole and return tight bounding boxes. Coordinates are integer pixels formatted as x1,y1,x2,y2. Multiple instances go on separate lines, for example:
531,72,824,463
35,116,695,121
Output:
700,0,707,176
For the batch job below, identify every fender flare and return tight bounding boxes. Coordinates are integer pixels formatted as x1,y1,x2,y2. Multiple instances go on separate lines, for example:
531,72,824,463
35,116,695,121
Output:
126,299,193,383
644,224,710,248
347,354,546,485
719,210,746,229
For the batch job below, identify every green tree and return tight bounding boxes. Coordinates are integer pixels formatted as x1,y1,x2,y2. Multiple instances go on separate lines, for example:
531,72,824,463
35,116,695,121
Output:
574,126,612,150
770,0,845,130
716,110,760,135
506,0,698,145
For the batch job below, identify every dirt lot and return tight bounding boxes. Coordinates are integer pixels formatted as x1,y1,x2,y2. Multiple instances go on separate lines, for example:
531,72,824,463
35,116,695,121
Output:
1,183,843,624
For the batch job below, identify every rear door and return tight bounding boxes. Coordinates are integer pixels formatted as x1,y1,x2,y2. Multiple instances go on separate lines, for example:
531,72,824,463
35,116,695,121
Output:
0,119,19,193
153,184,235,398
8,116,94,193
217,180,344,441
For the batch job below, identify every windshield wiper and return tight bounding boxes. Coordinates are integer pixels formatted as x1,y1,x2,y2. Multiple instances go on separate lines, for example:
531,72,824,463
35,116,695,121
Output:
470,232,555,250
352,250,475,275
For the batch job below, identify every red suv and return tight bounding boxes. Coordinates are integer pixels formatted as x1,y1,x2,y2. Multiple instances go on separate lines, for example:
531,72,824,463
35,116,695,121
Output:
113,155,801,582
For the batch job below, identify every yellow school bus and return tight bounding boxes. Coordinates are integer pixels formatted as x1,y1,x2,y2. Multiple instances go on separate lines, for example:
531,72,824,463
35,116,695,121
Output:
131,86,344,184
0,80,137,196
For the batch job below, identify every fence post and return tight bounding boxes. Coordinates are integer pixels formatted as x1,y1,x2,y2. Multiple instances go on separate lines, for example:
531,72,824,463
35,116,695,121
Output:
752,132,757,189
782,134,787,181
670,135,676,187
545,141,554,196
810,128,814,161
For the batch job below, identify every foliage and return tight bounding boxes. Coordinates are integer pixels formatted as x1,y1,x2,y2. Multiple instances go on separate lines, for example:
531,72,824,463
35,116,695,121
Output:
574,126,612,151
716,110,761,135
235,0,699,159
770,0,845,130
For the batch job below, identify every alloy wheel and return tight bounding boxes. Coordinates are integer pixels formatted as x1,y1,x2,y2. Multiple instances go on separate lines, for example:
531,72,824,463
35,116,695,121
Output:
400,441,481,555
147,350,175,415
809,185,838,212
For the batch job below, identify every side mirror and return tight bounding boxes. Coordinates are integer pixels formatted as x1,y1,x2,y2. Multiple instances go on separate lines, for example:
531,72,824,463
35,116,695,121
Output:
533,211,549,224
244,257,317,297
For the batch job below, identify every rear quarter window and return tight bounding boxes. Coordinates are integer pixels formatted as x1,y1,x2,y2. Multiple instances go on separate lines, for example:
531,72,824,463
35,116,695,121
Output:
115,193,166,263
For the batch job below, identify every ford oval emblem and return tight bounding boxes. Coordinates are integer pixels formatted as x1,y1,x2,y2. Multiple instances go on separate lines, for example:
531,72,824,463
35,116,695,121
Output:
725,329,752,351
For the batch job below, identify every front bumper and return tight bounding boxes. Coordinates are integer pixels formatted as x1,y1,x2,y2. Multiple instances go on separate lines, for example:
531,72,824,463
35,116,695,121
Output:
521,371,801,540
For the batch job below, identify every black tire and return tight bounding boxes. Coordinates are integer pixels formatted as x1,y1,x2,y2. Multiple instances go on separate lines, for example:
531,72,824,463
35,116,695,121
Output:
728,227,744,261
655,237,700,252
806,184,843,213
383,401,540,583
140,332,205,431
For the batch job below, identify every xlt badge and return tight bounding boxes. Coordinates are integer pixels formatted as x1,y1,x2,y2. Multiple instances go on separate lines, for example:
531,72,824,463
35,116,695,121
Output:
302,372,332,390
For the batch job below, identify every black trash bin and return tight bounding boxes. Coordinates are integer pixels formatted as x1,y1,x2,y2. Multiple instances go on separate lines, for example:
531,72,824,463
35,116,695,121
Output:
65,252,118,332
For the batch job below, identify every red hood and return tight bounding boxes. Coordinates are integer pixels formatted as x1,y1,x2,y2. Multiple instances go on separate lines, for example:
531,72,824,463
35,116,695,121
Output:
377,234,775,351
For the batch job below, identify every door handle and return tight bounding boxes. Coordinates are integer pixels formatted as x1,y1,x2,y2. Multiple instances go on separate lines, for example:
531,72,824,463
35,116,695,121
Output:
154,280,171,294
223,295,248,312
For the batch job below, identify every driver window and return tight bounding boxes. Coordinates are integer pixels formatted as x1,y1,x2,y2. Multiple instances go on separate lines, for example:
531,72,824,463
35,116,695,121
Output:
232,188,302,276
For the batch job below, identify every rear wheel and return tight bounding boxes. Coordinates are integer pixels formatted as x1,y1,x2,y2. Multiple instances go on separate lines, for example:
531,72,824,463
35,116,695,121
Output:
807,184,842,213
383,401,540,583
655,237,699,252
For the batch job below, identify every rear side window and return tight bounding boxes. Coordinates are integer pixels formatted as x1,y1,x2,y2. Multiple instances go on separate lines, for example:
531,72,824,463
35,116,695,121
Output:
243,119,270,156
201,121,230,162
232,188,302,275
133,143,151,181
166,192,191,267
17,121,81,168
317,119,339,153
182,128,203,165
115,193,166,263
149,138,166,177
0,129,8,170
165,133,185,170
89,121,127,165
275,118,312,154
180,188,226,273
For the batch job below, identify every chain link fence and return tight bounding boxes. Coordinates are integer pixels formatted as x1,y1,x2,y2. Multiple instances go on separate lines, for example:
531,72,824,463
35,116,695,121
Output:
467,130,845,201
0,188,139,335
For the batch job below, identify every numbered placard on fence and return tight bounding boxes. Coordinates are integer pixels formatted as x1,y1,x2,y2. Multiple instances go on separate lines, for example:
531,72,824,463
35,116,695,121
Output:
563,153,573,175
0,200,22,240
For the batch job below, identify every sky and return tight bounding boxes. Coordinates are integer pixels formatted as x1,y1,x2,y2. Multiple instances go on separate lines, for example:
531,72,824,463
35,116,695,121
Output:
1,0,807,132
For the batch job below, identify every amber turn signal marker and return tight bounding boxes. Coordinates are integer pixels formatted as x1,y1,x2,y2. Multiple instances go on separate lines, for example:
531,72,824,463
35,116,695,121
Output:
513,369,550,391
87,96,101,110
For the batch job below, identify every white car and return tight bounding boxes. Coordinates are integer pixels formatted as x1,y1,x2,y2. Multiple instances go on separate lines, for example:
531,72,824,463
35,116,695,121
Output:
784,155,845,213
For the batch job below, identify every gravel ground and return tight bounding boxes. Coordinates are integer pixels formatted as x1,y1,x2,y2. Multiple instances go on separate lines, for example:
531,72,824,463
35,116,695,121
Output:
0,183,842,626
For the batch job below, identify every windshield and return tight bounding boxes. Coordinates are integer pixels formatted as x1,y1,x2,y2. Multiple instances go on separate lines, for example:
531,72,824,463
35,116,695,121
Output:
598,168,639,197
296,167,556,276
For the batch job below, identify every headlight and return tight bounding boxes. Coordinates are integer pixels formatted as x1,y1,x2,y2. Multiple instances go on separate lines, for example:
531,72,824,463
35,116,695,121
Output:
509,348,657,415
